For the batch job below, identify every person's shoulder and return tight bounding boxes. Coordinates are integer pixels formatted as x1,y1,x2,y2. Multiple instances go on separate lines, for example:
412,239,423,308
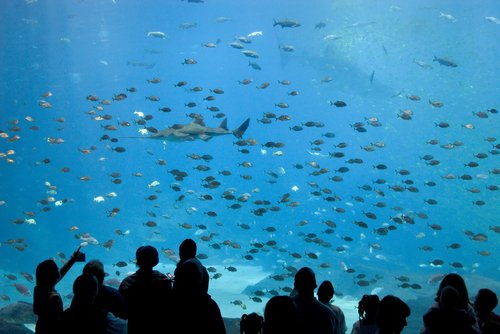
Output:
330,303,344,315
151,270,169,280
119,273,138,288
316,299,335,315
100,284,122,297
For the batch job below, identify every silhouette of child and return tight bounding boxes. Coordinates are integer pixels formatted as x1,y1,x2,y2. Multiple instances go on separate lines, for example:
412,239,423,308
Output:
423,285,477,333
240,312,263,334
263,295,300,334
317,280,347,333
173,238,209,294
474,289,500,334
421,273,479,333
376,295,410,334
61,273,107,334
83,259,128,334
33,247,83,334
351,294,380,334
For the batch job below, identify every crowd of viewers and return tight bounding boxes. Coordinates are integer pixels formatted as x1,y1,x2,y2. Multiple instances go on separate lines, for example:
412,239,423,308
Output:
33,240,500,334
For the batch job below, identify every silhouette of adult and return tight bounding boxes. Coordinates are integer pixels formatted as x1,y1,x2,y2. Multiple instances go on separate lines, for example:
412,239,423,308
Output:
474,289,500,334
263,295,300,334
351,294,380,334
83,259,128,334
173,238,209,294
119,245,172,334
172,258,226,333
318,280,347,334
376,295,410,334
61,273,107,334
33,247,83,334
422,285,477,334
421,273,479,333
240,312,264,334
290,267,337,334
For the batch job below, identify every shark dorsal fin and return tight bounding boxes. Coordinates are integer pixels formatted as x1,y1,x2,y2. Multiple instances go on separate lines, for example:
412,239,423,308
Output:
193,118,206,126
219,118,228,130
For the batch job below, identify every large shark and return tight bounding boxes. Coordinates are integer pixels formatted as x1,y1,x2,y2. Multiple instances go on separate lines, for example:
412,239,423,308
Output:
143,118,250,141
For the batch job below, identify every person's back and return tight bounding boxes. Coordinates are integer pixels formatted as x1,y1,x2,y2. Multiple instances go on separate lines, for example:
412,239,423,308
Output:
377,295,411,334
423,286,476,334
172,259,226,334
33,259,64,334
34,249,82,334
240,312,263,334
174,238,210,293
422,273,479,333
62,273,107,334
318,280,347,334
474,288,500,334
350,295,379,334
33,284,63,334
83,259,128,334
291,267,336,334
119,246,171,334
263,295,300,334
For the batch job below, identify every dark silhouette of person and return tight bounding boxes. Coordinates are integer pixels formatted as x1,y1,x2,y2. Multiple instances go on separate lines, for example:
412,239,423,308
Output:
83,259,128,333
421,273,479,333
33,247,83,334
318,280,347,333
61,273,107,334
351,294,380,334
263,295,300,334
172,258,226,333
173,238,209,294
119,245,172,334
376,295,410,334
240,312,263,334
474,289,500,334
290,267,336,334
422,285,477,334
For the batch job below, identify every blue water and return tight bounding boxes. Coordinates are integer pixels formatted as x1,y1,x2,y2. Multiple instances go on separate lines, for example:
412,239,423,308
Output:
0,0,499,331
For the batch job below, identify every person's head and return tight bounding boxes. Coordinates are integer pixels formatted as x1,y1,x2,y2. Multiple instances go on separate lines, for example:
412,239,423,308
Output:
179,238,197,261
440,285,459,309
175,258,203,294
317,280,334,303
240,312,263,334
474,288,498,318
358,294,380,322
264,295,300,334
36,259,60,288
72,273,99,307
82,259,105,284
294,267,317,295
136,245,159,269
376,295,410,334
435,273,470,308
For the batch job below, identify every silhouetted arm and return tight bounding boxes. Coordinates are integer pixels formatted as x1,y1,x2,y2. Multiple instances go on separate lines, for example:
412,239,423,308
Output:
58,247,82,283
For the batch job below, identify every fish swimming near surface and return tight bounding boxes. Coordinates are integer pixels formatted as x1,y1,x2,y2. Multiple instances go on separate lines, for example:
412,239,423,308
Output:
131,118,250,142
433,56,458,67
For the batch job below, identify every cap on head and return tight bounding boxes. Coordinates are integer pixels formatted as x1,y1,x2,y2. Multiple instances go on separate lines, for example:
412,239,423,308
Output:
136,245,159,269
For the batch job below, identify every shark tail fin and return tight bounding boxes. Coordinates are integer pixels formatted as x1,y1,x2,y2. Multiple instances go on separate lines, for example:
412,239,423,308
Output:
219,118,228,130
233,118,250,138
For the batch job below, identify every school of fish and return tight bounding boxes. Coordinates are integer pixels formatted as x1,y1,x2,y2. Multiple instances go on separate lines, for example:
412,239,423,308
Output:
0,3,498,312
